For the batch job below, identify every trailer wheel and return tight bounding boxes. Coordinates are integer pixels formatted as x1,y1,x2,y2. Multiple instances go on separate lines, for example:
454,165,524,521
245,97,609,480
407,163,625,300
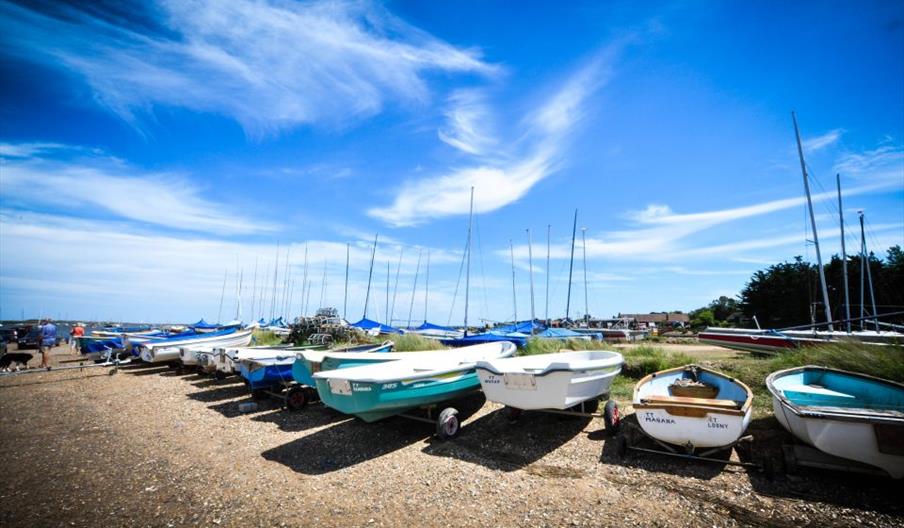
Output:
436,407,460,439
214,370,227,380
505,406,523,423
285,386,308,411
603,400,621,436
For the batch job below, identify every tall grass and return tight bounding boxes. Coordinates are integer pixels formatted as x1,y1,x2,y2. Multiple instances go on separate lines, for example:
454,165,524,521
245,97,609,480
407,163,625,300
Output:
619,345,695,378
390,333,448,352
769,342,904,382
520,337,610,355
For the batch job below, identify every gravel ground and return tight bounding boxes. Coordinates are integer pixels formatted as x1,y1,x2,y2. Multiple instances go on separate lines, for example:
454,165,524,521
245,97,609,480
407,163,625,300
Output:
0,347,902,527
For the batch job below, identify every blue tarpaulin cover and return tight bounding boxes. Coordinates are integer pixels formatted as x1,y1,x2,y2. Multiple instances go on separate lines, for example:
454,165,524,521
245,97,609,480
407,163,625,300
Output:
191,319,220,329
350,318,403,334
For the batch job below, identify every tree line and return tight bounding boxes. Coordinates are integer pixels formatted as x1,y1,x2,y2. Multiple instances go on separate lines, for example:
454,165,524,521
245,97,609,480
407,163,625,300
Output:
689,245,904,329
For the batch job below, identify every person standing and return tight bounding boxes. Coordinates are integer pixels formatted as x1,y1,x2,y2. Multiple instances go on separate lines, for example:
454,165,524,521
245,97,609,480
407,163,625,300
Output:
39,319,57,369
70,322,85,352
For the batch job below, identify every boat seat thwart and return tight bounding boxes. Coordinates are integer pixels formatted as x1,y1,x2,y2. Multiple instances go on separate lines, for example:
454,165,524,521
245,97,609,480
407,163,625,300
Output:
640,395,742,409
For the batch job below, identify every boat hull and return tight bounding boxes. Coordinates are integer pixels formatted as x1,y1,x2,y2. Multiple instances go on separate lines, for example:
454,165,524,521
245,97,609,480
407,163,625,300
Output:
633,365,753,449
139,329,253,363
240,361,295,390
315,370,481,422
767,366,904,478
476,351,623,410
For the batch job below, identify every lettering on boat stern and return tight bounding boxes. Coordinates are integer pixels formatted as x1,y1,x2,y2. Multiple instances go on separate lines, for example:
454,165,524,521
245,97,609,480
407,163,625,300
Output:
642,412,676,425
707,416,728,429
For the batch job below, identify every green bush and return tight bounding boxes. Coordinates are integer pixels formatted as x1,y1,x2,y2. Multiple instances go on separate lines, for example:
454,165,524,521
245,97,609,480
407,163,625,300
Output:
252,329,284,346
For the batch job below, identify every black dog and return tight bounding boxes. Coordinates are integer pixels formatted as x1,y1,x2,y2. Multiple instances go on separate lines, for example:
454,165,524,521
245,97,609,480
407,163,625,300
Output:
0,352,33,371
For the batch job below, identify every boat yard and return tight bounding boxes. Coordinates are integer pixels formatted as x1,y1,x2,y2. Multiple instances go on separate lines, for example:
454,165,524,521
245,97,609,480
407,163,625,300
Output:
0,343,900,528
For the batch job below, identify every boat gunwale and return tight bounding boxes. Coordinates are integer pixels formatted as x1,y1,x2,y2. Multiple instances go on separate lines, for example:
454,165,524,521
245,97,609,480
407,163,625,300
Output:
632,363,754,415
766,365,904,425
314,342,517,384
474,351,624,378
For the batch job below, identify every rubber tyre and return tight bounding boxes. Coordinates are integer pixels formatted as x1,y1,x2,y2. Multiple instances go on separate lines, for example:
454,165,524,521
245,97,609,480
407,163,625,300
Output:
214,370,227,380
603,400,621,436
436,407,460,439
285,386,308,411
506,406,523,423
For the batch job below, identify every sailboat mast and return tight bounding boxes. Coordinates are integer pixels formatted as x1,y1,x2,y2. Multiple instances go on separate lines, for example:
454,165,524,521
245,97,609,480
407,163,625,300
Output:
509,239,518,324
545,224,551,325
385,259,391,324
565,209,578,322
363,234,378,319
300,243,309,317
343,243,349,321
526,229,536,331
581,227,589,320
423,250,430,324
464,187,474,336
407,249,422,329
270,243,279,321
250,258,258,322
837,174,851,332
859,212,879,331
792,111,833,330
235,268,243,321
390,247,403,325
281,248,291,318
217,268,227,324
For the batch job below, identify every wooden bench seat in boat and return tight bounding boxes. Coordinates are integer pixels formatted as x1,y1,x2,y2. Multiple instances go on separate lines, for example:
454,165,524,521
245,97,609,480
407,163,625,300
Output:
640,395,741,409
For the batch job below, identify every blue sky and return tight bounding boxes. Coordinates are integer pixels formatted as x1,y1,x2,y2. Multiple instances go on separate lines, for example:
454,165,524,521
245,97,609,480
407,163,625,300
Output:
1,0,902,324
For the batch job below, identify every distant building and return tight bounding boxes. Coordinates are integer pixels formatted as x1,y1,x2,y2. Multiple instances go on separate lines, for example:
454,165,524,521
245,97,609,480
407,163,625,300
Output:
618,312,689,329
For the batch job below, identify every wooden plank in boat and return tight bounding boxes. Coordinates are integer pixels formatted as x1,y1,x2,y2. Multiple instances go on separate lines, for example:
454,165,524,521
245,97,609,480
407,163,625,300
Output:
641,395,740,409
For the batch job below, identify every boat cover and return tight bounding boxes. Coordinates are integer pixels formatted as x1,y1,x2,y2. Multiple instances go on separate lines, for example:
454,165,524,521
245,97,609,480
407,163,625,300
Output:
350,318,403,334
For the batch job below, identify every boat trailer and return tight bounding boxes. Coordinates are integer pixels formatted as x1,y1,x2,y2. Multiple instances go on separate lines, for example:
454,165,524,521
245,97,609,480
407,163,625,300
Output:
615,421,764,471
504,395,622,435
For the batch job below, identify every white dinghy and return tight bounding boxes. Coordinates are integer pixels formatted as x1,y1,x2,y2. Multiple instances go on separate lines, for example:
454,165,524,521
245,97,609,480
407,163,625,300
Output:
476,350,623,423
138,329,253,363
631,365,753,451
766,366,904,478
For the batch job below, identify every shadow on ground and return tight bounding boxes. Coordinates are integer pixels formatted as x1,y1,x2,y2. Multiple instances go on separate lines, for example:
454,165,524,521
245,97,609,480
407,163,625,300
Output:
740,416,904,516
598,414,731,480
251,403,348,432
421,399,590,473
262,393,486,475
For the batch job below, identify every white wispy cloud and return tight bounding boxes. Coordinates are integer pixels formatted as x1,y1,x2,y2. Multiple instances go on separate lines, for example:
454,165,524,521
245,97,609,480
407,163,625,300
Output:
0,210,464,322
803,128,843,152
0,143,277,234
0,0,495,136
437,89,497,155
369,49,614,226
